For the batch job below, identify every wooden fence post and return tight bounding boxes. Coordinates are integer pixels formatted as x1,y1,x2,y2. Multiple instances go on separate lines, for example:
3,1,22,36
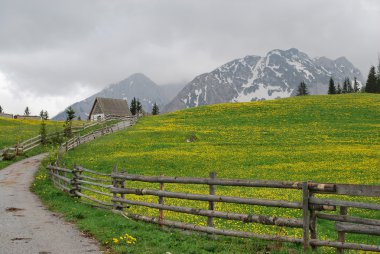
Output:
337,206,348,254
302,181,311,251
310,192,318,251
208,172,216,228
71,163,81,198
16,141,22,156
112,166,123,211
120,169,126,211
159,174,165,227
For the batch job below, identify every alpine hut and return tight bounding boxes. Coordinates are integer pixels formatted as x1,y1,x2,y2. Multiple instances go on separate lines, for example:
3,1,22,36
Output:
88,97,132,121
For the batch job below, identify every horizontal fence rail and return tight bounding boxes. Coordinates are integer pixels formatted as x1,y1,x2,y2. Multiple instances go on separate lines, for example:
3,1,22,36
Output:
47,164,380,253
61,117,136,153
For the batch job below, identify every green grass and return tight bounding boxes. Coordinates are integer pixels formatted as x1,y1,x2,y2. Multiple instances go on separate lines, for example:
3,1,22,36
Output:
0,117,99,170
37,94,380,253
0,117,64,169
62,94,380,184
0,117,91,149
0,117,62,149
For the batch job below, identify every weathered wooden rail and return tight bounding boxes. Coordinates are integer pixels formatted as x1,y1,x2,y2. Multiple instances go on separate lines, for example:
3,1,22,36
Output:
61,117,136,152
47,165,380,253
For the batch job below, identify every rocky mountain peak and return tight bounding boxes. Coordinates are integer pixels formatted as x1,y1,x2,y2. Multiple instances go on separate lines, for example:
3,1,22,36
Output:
164,48,364,112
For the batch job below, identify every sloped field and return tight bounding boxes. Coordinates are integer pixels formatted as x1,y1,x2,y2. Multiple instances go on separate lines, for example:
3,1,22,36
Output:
61,94,380,250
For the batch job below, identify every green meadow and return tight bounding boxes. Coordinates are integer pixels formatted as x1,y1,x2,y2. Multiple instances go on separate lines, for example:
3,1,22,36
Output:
47,93,380,252
0,117,61,149
0,117,88,169
62,94,380,185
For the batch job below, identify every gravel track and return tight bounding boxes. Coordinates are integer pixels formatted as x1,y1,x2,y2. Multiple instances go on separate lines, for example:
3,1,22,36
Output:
0,154,103,254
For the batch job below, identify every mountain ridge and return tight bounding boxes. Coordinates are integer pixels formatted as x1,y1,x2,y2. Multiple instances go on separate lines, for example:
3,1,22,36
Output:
164,48,364,112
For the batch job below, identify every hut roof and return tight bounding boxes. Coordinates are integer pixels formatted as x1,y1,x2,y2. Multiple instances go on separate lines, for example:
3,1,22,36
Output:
89,97,131,118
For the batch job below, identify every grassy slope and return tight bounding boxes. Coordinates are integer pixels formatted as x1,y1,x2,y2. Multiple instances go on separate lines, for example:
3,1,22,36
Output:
0,118,61,169
0,117,61,149
0,117,86,169
62,94,380,185
38,94,380,253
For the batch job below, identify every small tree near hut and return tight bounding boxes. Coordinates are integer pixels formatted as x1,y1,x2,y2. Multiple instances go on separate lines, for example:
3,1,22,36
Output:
365,66,378,93
130,97,137,115
40,120,47,145
64,106,76,138
152,102,159,115
296,81,309,96
353,77,360,92
328,77,336,94
24,106,30,116
336,83,342,94
136,99,142,115
40,110,49,120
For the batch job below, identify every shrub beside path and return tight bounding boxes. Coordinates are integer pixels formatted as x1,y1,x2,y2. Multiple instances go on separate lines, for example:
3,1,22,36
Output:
0,153,103,254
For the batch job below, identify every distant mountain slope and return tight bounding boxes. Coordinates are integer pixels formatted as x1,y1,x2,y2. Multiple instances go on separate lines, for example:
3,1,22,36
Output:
160,83,187,101
164,48,364,112
53,73,168,120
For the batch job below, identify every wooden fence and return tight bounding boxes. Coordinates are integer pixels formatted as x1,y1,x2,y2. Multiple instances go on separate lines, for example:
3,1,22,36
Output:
47,165,380,253
61,117,136,153
0,116,137,160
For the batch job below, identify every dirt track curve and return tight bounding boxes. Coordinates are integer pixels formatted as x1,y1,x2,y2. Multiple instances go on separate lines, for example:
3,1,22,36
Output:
0,154,103,254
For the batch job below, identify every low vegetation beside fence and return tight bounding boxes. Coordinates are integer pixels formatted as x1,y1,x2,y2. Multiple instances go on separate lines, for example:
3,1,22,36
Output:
48,164,380,253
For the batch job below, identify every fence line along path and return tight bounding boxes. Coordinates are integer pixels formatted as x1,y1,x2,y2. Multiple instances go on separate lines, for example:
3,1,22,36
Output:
1,115,137,161
61,116,137,153
48,164,380,253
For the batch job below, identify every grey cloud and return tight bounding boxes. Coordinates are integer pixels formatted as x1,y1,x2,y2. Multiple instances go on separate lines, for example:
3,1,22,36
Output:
0,0,379,98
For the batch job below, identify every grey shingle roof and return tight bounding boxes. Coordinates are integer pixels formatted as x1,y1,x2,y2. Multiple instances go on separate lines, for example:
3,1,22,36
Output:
89,97,131,119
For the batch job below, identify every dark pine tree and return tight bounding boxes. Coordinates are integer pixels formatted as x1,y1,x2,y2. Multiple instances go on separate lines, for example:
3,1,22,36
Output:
40,120,47,145
342,78,351,93
353,77,360,92
130,97,137,115
337,83,342,94
365,66,377,93
328,77,336,94
43,110,49,120
65,107,76,122
136,99,142,115
24,107,30,116
0,105,3,113
64,106,76,138
296,81,309,96
152,102,159,115
345,77,353,93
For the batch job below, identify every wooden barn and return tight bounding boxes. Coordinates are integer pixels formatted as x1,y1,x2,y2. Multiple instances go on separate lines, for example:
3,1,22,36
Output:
88,97,132,121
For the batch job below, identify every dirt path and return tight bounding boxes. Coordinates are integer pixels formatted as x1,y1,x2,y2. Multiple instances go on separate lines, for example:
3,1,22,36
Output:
0,154,103,254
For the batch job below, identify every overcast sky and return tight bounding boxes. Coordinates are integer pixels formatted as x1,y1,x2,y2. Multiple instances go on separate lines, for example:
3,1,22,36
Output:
0,0,379,117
